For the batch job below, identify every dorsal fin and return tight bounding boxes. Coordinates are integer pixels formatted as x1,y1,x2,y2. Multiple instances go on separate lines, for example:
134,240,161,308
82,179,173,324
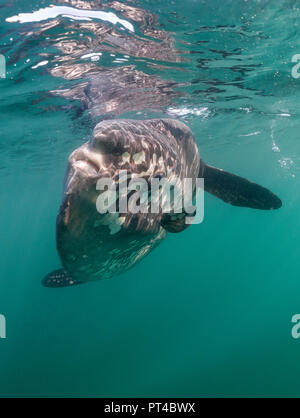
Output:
201,161,282,210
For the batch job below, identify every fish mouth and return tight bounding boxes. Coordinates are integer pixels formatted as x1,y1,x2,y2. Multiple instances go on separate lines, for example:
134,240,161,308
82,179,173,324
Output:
73,159,99,176
71,148,104,176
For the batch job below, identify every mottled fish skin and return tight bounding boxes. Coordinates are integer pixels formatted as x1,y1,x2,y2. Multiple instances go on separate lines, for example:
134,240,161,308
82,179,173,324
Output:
57,119,202,283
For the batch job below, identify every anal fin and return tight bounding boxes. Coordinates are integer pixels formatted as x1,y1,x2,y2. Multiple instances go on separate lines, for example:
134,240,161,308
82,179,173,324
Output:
42,269,84,288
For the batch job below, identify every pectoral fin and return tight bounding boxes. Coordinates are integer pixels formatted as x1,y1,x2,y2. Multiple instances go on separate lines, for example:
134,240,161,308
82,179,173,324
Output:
161,213,190,233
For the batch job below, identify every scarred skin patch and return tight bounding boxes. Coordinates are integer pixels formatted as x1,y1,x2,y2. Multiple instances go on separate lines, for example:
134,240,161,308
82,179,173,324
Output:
133,151,146,164
122,152,131,165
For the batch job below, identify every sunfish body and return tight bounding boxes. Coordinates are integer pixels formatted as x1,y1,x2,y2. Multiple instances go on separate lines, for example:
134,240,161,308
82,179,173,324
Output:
43,119,281,288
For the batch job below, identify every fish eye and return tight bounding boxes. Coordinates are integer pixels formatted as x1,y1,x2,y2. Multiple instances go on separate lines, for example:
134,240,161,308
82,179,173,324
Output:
154,174,163,180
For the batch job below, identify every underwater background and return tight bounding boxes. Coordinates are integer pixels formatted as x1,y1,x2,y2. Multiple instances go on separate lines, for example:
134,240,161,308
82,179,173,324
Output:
1,0,300,398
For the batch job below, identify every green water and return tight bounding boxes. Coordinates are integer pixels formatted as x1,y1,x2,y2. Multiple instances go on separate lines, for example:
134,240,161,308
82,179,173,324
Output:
1,0,300,398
